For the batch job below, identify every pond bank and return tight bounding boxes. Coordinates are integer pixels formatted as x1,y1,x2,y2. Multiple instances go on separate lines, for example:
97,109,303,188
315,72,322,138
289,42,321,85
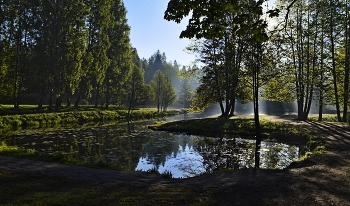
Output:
0,150,349,204
149,115,320,150
0,118,350,205
0,108,179,134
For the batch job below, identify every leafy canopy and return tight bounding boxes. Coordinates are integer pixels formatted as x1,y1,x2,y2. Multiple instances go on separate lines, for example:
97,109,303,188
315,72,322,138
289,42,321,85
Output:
164,0,280,39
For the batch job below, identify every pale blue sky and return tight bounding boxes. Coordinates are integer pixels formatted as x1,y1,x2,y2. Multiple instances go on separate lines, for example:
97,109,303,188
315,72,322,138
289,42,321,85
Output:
124,0,194,67
124,0,277,67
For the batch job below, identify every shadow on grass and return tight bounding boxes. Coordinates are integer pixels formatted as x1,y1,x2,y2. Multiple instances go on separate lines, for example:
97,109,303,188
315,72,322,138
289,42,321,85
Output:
149,117,310,145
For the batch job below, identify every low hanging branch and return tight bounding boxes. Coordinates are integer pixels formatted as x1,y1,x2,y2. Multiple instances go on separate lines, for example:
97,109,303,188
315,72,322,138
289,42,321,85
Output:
283,0,299,29
270,0,299,33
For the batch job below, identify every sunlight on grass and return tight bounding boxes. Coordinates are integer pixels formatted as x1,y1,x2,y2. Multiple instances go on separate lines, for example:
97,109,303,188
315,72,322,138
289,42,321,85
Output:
0,141,35,155
307,114,339,122
150,116,311,145
0,107,179,134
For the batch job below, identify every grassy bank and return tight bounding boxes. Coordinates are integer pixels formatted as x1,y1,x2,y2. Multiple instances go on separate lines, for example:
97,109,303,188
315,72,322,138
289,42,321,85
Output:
0,115,330,205
150,116,311,144
0,105,179,134
0,141,109,168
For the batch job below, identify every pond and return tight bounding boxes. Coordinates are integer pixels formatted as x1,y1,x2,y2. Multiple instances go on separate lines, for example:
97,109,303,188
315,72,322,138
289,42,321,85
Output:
1,116,303,178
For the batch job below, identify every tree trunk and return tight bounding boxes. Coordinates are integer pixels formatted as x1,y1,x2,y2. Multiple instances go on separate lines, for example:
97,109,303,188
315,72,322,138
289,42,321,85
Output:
105,76,110,109
318,91,323,121
343,6,350,122
37,90,46,112
252,42,262,169
318,19,325,122
229,97,236,116
219,102,225,116
48,91,53,112
253,71,261,169
74,92,81,108
55,95,62,110
66,95,71,107
330,5,342,122
128,89,135,115
94,84,100,108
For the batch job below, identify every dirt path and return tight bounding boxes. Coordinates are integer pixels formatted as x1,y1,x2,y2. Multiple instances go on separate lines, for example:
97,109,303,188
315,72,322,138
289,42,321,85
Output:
1,120,350,205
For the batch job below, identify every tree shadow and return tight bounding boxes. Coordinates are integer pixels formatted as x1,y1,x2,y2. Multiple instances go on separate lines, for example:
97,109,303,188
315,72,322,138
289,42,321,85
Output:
306,121,350,151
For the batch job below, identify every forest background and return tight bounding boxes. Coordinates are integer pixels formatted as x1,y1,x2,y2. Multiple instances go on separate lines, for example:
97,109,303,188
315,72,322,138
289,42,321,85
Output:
0,0,349,123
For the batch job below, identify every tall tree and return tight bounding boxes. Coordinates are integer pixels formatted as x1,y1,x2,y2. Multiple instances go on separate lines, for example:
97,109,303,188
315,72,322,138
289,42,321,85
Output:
342,0,350,122
161,74,177,111
31,0,88,111
150,70,177,112
126,48,148,114
165,0,276,168
0,0,37,109
150,70,165,112
103,0,132,108
274,0,348,121
84,0,111,108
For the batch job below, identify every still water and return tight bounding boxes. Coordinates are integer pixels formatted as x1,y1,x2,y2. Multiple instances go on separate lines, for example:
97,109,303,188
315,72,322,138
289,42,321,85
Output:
1,120,301,178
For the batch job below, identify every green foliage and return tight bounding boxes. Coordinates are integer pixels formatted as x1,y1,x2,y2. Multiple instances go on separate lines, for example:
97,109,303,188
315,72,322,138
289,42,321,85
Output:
142,51,182,105
300,145,326,161
0,106,179,133
102,0,133,108
126,48,148,112
150,70,177,112
273,0,350,121
0,141,35,155
0,0,136,110
164,0,277,39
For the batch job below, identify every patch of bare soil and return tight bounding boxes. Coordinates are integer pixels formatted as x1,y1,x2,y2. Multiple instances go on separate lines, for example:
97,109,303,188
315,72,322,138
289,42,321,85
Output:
1,119,350,205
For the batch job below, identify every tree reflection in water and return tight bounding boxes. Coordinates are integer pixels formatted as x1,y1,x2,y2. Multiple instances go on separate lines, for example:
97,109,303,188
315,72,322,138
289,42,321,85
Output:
196,136,254,173
196,135,300,172
2,121,301,178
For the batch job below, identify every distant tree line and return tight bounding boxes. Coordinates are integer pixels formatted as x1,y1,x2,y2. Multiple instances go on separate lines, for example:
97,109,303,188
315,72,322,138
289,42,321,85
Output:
0,1,182,112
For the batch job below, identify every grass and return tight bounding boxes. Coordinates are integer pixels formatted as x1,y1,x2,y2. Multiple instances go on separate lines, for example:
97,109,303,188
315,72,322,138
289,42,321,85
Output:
0,105,179,134
0,114,333,205
307,114,339,122
0,141,90,166
0,144,214,205
0,169,216,205
149,115,311,145
0,104,114,115
0,141,36,156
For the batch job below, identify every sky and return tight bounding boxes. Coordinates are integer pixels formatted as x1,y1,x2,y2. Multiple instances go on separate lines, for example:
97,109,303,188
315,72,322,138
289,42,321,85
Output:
123,0,277,67
123,0,194,67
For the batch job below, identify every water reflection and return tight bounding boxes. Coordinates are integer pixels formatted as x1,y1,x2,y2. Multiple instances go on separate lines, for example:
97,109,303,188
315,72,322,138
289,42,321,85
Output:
1,121,302,178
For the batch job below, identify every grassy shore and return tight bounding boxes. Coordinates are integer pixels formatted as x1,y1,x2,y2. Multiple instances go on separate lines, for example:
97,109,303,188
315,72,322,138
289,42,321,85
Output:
0,104,179,134
0,113,331,205
151,116,314,144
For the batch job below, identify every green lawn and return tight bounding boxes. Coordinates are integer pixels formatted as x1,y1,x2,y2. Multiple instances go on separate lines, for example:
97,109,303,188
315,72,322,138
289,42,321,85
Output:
0,105,179,134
